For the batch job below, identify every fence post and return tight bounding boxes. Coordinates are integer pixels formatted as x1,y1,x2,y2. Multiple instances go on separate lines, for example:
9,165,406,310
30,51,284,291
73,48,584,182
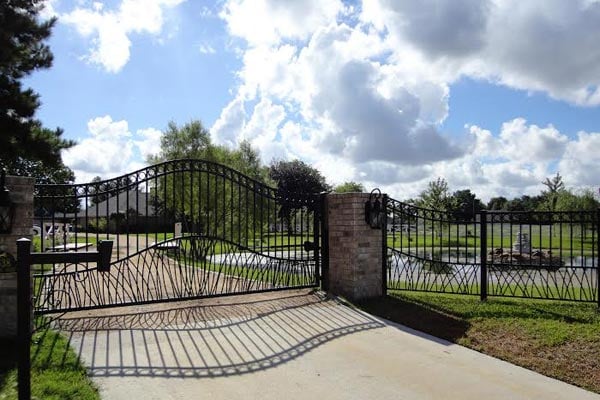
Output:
597,208,600,308
382,195,388,296
480,211,488,302
17,238,31,400
312,195,321,288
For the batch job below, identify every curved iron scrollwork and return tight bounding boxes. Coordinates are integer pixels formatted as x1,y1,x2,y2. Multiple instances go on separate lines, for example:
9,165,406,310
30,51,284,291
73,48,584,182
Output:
33,159,323,314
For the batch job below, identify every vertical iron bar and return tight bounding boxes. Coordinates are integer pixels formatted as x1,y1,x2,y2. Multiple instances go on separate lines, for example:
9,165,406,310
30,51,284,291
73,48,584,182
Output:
597,208,600,307
126,181,130,257
17,238,32,400
382,195,388,295
222,174,226,241
245,182,248,247
190,165,194,236
313,195,320,287
480,210,488,301
181,168,185,237
230,172,234,243
206,169,210,237
253,182,257,249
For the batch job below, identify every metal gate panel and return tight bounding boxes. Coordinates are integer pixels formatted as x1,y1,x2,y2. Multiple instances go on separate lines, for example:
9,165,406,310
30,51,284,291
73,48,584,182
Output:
33,159,322,314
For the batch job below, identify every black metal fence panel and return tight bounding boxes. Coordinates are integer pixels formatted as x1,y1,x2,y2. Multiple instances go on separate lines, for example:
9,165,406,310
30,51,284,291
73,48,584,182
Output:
385,197,599,304
386,198,482,296
33,159,321,314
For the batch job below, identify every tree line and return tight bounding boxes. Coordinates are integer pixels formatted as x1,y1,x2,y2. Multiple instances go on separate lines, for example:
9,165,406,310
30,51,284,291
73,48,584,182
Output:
409,173,599,219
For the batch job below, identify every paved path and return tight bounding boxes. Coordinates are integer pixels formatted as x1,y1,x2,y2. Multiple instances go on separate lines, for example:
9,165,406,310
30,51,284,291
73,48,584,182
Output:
55,289,600,400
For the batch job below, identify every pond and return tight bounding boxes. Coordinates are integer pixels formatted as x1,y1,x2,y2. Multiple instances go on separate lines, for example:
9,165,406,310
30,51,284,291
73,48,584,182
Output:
388,250,598,292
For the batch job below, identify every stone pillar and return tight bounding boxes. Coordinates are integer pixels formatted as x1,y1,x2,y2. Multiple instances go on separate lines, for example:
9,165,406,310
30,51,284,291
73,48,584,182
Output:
0,175,34,339
325,193,384,302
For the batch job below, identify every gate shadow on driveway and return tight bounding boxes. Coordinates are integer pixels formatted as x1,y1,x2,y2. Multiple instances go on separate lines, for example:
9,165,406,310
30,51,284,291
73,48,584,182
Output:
48,290,385,378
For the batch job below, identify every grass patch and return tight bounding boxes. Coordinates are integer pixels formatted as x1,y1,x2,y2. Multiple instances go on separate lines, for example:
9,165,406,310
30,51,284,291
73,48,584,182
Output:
33,235,99,253
388,280,597,302
179,254,316,289
358,291,600,393
0,327,99,400
387,223,597,256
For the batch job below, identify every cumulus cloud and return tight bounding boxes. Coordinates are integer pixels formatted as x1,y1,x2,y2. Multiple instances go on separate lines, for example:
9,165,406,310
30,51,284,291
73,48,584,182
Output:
362,0,600,106
559,131,600,187
62,116,163,182
61,0,185,73
468,119,568,164
220,0,344,46
56,1,600,199
213,20,461,170
210,0,600,201
135,128,163,160
362,0,491,58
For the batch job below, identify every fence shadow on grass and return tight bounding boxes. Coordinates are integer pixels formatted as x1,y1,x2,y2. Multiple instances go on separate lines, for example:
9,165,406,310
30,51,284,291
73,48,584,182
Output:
37,290,385,379
356,294,470,343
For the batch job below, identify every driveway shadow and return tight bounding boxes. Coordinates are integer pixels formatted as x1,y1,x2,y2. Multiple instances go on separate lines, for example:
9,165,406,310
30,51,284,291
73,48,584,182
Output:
44,290,385,378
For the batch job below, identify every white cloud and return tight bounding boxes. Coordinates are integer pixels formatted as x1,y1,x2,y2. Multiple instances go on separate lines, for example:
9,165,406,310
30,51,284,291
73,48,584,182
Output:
220,0,345,46
211,0,600,201
211,95,246,147
61,0,185,73
468,118,568,165
559,131,600,187
213,21,461,170
362,0,490,58
62,116,162,182
361,0,600,106
135,127,163,160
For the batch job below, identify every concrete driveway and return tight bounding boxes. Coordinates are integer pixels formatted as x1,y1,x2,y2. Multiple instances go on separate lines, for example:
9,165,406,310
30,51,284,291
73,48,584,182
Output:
54,289,599,400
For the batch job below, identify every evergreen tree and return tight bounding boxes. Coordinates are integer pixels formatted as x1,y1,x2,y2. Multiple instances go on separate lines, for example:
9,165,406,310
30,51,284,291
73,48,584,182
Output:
0,0,74,172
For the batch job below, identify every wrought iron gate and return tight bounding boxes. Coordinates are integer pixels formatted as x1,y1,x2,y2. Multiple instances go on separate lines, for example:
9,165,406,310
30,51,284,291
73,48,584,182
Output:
33,159,322,314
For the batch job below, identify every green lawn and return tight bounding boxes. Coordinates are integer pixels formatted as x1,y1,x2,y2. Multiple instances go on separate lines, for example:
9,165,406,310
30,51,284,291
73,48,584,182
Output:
388,225,597,256
175,251,316,289
358,291,600,393
164,233,312,256
32,235,99,253
0,327,99,400
388,280,597,303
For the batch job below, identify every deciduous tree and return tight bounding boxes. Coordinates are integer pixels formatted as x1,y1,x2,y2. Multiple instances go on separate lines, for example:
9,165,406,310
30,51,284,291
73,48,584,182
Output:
416,177,454,212
451,189,484,221
333,181,365,193
268,159,330,233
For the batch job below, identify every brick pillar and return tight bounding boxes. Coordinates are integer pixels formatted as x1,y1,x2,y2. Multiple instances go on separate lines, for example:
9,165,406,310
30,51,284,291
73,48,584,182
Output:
325,193,383,302
0,175,34,339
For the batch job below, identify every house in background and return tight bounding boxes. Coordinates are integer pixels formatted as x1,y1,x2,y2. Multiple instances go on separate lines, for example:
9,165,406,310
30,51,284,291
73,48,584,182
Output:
77,190,171,233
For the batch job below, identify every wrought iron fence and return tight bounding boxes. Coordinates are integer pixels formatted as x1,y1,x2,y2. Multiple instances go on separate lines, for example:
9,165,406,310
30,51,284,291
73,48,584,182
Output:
33,159,322,313
386,197,599,304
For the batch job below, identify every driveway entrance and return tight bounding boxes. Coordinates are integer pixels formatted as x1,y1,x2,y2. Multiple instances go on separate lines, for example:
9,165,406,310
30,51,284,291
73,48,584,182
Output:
52,289,599,400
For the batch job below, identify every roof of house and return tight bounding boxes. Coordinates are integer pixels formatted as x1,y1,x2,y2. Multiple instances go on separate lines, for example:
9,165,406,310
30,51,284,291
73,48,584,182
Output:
85,190,156,217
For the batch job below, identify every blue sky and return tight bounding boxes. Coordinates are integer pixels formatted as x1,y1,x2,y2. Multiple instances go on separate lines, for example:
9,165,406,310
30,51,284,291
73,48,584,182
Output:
25,0,600,201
